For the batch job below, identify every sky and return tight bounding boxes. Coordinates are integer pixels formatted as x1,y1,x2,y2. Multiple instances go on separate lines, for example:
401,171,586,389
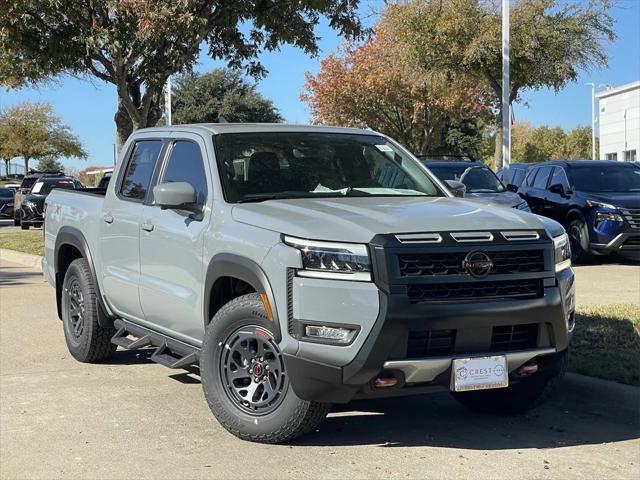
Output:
1,0,639,173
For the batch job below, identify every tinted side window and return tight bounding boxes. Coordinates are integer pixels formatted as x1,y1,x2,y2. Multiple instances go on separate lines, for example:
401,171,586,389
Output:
533,166,552,189
549,167,570,190
525,168,538,187
162,141,208,204
120,140,163,200
513,169,526,186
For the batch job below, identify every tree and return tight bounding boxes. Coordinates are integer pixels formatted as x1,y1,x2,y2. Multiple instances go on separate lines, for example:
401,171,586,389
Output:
0,103,87,173
37,157,65,173
302,16,490,155
510,121,596,162
172,69,282,124
386,0,615,164
1,1,363,149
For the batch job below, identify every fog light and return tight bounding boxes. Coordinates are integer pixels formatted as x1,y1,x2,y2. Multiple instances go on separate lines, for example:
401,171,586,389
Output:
304,325,356,344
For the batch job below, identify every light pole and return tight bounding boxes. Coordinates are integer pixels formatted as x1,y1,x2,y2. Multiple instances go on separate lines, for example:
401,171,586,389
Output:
165,76,172,126
501,0,510,169
586,82,596,160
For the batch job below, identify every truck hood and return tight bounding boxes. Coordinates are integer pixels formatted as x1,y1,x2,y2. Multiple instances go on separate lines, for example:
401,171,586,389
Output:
232,196,545,243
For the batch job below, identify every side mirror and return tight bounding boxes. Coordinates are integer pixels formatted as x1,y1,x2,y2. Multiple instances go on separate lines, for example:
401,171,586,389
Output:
153,182,201,213
445,179,466,198
506,183,518,193
548,183,565,195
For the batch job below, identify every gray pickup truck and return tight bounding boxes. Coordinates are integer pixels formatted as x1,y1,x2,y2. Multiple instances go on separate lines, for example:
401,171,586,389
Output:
43,124,575,443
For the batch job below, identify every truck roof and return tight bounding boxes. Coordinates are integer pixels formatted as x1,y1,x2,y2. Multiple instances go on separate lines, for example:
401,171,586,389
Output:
135,123,381,136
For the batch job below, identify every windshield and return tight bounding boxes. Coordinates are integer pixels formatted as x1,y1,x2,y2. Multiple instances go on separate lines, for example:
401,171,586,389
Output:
570,165,640,192
31,178,77,195
426,164,505,193
214,132,443,203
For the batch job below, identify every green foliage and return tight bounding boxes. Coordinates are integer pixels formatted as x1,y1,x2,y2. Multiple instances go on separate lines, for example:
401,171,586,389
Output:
0,1,363,145
511,122,595,162
387,0,615,164
0,103,86,173
172,70,283,125
36,157,65,173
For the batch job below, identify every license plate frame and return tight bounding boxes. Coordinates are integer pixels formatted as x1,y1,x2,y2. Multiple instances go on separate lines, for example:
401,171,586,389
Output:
451,355,509,392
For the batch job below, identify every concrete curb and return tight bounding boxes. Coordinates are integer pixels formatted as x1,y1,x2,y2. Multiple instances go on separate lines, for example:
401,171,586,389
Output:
0,248,43,270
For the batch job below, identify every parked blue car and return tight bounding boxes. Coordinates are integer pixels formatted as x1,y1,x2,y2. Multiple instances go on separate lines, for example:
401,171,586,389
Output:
517,160,640,261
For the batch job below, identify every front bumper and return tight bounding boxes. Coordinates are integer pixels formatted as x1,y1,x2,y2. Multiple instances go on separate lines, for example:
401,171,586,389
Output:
284,266,575,404
20,204,44,225
590,232,640,254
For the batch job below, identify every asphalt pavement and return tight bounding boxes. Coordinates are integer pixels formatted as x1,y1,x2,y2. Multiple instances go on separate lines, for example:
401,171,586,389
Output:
0,257,639,479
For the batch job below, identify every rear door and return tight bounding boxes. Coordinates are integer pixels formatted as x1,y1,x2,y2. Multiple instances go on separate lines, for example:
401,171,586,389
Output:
138,134,211,344
99,138,165,321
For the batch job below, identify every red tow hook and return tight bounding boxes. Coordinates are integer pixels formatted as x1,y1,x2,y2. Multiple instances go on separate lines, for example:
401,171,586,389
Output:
373,376,398,388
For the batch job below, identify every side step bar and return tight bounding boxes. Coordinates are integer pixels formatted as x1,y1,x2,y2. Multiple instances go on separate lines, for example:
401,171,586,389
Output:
111,319,201,370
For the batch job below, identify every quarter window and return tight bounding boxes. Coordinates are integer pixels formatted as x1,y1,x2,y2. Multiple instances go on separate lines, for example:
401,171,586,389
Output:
532,166,552,189
120,140,164,200
162,141,208,204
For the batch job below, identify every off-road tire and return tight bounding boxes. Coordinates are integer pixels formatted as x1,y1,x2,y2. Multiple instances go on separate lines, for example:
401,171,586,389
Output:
452,351,568,415
61,258,117,362
568,218,591,263
200,293,331,443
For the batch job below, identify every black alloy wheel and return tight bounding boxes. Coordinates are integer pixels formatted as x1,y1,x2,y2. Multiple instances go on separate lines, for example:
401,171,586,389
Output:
219,326,288,415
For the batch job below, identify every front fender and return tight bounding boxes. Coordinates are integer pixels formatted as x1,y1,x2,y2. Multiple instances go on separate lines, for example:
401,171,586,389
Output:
204,253,281,342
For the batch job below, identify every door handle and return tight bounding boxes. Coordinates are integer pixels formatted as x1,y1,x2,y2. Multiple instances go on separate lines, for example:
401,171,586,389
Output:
103,214,114,224
141,221,154,232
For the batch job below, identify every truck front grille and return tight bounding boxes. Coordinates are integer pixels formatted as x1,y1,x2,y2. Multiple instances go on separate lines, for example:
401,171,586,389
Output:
398,250,545,277
406,329,456,358
490,323,539,352
621,209,640,229
407,279,542,303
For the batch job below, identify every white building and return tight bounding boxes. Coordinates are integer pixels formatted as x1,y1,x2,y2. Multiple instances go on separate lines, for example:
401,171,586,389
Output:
596,80,639,162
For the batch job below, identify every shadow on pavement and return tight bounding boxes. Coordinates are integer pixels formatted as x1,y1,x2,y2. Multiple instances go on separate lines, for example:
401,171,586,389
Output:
0,265,44,287
292,374,639,449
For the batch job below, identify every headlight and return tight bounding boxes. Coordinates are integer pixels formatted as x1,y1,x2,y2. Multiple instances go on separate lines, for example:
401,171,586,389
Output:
586,199,617,210
283,236,372,281
553,233,571,272
516,201,531,211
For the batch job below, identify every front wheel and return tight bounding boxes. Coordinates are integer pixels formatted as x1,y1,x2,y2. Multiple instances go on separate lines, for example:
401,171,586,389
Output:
200,293,330,443
568,218,591,263
20,222,29,230
452,351,568,415
13,214,20,226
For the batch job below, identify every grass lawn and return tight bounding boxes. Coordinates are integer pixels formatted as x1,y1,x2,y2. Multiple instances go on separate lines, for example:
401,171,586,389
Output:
570,303,640,386
0,228,44,256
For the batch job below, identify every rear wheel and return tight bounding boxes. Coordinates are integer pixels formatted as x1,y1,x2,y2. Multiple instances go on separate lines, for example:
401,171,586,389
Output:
200,293,330,443
61,258,117,362
568,218,591,263
452,351,568,415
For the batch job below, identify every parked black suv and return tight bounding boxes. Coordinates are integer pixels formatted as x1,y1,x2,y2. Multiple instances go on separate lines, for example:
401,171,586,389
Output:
518,160,640,261
18,176,82,229
13,170,66,226
422,160,530,211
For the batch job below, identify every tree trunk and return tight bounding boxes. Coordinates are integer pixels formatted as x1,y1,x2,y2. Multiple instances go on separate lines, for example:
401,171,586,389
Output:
494,127,502,170
3,159,9,177
24,157,30,174
114,93,163,153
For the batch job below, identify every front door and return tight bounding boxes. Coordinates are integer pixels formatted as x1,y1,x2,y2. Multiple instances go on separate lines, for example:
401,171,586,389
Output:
100,139,165,321
139,136,211,345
